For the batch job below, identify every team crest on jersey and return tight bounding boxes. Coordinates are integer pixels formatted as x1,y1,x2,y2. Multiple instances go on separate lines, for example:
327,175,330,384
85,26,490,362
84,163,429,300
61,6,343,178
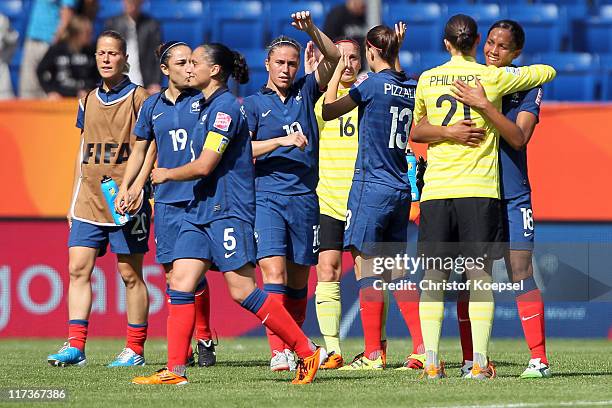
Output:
504,66,521,76
354,73,368,87
511,92,520,104
191,100,201,113
296,90,303,101
213,112,232,132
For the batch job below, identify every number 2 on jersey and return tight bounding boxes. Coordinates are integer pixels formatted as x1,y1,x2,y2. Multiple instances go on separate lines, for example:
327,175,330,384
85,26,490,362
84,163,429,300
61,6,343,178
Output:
169,129,188,151
436,94,472,126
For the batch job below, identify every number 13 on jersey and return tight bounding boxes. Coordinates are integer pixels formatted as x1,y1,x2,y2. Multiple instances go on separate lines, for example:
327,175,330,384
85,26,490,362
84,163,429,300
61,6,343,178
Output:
389,106,412,149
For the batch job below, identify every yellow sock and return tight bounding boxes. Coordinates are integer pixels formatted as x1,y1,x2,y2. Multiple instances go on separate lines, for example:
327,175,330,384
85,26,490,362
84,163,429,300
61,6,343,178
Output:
419,274,445,366
381,288,389,343
469,275,495,365
315,281,341,355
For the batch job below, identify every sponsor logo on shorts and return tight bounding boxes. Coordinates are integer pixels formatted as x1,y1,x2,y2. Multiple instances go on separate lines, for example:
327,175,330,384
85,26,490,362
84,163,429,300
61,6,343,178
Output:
225,251,236,259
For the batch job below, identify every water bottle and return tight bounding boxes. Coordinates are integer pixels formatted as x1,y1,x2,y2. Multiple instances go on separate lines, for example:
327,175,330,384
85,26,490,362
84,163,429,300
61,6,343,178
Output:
101,176,130,226
406,151,419,201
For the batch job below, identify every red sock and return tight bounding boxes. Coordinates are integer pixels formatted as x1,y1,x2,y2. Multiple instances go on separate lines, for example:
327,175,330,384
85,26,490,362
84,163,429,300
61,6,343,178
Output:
167,303,195,372
194,286,212,340
284,287,308,327
457,290,473,363
127,323,147,356
255,296,313,358
393,288,424,354
516,289,547,364
264,293,288,354
68,320,88,352
359,281,384,358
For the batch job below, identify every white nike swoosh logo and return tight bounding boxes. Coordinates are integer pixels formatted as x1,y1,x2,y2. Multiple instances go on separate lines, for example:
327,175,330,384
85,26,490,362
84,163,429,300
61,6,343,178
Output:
153,112,164,120
137,236,147,242
524,232,533,237
521,313,540,321
313,246,319,253
261,110,271,117
261,313,270,324
225,251,236,259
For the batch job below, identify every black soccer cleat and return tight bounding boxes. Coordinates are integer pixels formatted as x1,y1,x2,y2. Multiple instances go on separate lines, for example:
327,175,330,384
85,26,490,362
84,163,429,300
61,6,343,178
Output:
197,339,217,367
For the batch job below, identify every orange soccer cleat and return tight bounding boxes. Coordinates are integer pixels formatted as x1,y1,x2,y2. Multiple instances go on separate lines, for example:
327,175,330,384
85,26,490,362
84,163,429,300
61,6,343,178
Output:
320,351,344,369
131,368,188,385
292,347,325,384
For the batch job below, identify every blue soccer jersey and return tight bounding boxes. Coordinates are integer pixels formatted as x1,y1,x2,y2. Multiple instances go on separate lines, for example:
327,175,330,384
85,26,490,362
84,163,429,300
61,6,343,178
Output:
133,88,205,203
348,70,415,191
185,88,256,225
500,86,542,199
242,74,323,195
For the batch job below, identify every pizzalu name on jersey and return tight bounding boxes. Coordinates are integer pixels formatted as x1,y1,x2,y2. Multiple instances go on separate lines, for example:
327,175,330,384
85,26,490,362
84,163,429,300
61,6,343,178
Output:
384,83,416,99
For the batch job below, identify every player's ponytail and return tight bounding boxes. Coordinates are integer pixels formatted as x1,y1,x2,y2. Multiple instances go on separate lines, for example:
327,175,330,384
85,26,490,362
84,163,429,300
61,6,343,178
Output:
232,50,250,85
365,25,399,66
201,43,249,85
444,14,478,54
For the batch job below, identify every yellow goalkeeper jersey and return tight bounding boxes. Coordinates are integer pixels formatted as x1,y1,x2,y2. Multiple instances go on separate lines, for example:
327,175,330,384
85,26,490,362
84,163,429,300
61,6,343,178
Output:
414,55,556,202
315,87,359,221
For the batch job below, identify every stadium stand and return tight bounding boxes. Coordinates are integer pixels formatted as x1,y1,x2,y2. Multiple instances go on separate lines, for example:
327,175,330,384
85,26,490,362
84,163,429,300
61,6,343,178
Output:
3,0,612,101
531,52,599,101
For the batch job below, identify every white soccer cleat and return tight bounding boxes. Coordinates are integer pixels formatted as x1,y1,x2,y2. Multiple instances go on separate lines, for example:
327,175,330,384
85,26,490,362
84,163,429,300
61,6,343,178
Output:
460,360,473,377
270,350,290,372
520,358,551,379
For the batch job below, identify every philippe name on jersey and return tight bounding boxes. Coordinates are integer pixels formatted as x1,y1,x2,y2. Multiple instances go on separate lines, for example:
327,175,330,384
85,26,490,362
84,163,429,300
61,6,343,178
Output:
429,74,482,87
82,142,131,165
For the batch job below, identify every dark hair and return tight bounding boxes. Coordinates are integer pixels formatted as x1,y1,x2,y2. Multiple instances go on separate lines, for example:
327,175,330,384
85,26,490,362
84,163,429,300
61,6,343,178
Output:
155,41,189,66
266,35,301,59
488,20,525,51
98,30,127,54
201,43,249,85
444,14,478,54
365,25,399,66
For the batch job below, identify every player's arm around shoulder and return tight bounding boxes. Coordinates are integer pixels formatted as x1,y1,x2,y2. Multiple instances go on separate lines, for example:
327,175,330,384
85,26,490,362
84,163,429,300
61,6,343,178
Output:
487,63,556,97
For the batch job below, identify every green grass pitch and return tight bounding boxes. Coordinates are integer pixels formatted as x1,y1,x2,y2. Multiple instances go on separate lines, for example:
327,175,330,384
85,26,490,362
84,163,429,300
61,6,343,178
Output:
1,338,611,407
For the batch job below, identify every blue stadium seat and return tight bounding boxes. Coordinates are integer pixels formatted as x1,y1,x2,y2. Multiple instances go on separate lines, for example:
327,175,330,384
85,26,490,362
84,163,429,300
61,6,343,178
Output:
418,52,449,72
532,53,598,101
599,54,612,100
505,4,562,53
210,1,265,50
383,3,444,52
446,4,500,34
237,49,268,97
399,51,419,77
574,6,612,54
560,4,589,52
149,0,205,46
267,2,325,48
96,0,124,20
0,0,27,35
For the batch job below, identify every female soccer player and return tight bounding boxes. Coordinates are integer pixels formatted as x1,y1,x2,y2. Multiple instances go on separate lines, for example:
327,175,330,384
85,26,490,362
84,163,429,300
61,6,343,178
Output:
47,30,151,367
322,23,424,371
410,14,556,379
242,11,340,371
304,38,361,370
116,41,216,367
131,42,325,386
423,20,550,379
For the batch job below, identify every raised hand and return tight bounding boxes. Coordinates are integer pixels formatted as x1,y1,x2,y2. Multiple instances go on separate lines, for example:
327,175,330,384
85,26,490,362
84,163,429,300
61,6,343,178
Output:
395,22,407,48
291,10,314,33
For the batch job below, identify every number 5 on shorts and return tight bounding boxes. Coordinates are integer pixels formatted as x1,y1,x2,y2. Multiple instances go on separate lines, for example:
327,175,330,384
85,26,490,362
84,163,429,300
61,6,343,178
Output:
224,227,236,251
